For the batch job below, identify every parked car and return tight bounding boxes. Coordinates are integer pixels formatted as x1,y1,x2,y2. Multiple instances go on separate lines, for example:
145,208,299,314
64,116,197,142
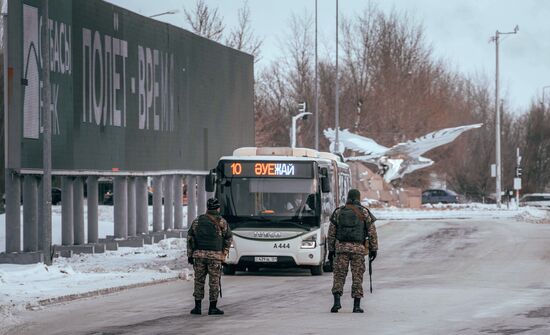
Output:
519,193,550,208
422,189,460,204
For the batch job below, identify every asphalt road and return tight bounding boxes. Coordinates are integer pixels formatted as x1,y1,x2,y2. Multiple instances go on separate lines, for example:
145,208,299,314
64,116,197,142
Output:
8,219,550,335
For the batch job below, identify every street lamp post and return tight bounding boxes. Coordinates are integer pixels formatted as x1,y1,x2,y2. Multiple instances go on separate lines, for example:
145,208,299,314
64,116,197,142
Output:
491,26,518,208
41,0,53,265
291,110,312,148
314,0,319,150
334,0,340,154
149,9,179,18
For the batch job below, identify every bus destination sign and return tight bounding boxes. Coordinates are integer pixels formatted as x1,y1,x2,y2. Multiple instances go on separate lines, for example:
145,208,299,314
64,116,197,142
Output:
222,161,314,178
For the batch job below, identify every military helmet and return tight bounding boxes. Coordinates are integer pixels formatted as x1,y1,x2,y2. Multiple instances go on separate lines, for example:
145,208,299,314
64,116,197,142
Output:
207,198,220,210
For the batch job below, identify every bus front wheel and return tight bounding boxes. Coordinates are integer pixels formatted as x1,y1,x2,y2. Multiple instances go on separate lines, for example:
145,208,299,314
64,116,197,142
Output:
310,264,323,276
223,264,236,275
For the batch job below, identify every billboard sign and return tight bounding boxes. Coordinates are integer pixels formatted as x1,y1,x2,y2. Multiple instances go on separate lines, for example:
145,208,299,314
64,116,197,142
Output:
6,0,254,173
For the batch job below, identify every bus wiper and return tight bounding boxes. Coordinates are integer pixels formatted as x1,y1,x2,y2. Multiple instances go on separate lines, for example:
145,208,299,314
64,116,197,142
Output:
278,219,311,231
253,216,277,222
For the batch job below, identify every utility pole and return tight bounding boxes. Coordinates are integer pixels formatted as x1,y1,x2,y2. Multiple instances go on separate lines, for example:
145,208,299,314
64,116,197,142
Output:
334,0,339,153
291,103,311,148
491,26,518,208
314,0,319,151
41,0,52,265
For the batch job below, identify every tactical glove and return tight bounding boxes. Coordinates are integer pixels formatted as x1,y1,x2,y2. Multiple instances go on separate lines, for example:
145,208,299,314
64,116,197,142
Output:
188,257,194,265
369,250,377,262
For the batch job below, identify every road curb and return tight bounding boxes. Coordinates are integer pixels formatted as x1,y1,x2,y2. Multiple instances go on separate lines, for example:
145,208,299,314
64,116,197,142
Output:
25,276,180,310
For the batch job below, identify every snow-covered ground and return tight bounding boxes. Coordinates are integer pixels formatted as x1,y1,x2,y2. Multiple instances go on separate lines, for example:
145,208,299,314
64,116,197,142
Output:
1,205,190,329
1,202,549,331
0,237,191,332
7,216,550,335
0,238,189,306
370,203,550,222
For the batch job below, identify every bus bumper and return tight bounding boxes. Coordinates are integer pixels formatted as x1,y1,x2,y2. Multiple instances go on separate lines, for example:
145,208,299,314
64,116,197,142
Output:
226,236,324,268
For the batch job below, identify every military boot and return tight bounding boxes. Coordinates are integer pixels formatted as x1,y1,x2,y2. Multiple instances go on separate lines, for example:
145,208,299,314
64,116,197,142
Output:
190,300,202,315
330,294,342,313
208,301,225,315
353,298,364,313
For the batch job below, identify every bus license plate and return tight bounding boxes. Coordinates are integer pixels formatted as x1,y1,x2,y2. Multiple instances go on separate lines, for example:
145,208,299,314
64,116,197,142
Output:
255,256,277,263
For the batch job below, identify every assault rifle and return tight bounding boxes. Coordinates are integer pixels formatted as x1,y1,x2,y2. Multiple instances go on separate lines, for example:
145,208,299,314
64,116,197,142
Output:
369,256,373,293
364,207,376,294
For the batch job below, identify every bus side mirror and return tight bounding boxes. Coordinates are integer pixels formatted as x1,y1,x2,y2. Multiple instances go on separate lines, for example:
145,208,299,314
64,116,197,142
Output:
320,167,331,193
205,170,216,193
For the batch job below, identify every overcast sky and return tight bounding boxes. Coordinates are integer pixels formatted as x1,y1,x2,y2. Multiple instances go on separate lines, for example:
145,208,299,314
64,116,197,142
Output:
107,0,550,114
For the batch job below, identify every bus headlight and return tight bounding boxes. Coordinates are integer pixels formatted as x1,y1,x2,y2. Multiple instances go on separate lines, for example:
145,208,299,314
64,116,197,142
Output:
230,241,235,248
301,236,317,249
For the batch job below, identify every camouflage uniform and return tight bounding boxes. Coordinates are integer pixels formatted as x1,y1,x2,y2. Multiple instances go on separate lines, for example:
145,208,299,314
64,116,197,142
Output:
187,210,232,302
328,200,378,298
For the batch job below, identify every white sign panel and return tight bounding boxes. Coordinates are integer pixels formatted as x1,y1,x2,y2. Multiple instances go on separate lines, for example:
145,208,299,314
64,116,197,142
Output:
514,178,522,190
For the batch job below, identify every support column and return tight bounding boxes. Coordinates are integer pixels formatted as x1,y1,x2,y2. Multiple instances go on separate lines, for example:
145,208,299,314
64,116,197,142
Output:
114,177,128,239
136,177,149,235
23,175,38,252
197,176,207,214
61,176,74,246
163,175,174,230
73,177,85,245
174,175,183,229
87,176,99,244
187,176,197,227
152,176,163,232
37,177,44,251
127,177,136,237
5,171,21,252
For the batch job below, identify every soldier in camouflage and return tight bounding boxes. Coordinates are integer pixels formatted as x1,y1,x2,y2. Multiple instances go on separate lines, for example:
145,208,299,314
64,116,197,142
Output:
328,189,378,313
187,198,233,315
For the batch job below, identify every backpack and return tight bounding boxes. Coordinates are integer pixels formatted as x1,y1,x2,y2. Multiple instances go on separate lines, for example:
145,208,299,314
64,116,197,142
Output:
336,205,366,243
195,214,224,251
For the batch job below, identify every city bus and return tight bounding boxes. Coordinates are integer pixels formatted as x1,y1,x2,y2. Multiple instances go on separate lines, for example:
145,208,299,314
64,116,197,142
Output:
206,147,351,276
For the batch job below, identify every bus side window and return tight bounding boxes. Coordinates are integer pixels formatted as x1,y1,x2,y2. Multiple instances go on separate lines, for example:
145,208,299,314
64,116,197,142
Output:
330,167,337,206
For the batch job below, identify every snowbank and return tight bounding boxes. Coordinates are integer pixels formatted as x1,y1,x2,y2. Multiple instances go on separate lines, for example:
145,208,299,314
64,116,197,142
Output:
0,238,190,328
1,205,190,329
370,203,549,222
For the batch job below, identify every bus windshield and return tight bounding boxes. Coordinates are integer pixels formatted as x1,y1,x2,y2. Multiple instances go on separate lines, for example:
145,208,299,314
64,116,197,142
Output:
219,177,320,228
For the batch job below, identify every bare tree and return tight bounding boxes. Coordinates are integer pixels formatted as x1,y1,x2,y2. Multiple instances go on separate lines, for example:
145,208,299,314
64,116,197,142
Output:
284,13,315,147
446,77,495,201
183,0,225,41
226,1,263,61
255,61,294,146
254,4,505,194
518,102,550,192
340,5,378,132
255,12,314,147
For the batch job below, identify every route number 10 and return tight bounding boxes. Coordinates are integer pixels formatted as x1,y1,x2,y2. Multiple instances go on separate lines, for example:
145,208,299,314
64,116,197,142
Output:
231,162,242,175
